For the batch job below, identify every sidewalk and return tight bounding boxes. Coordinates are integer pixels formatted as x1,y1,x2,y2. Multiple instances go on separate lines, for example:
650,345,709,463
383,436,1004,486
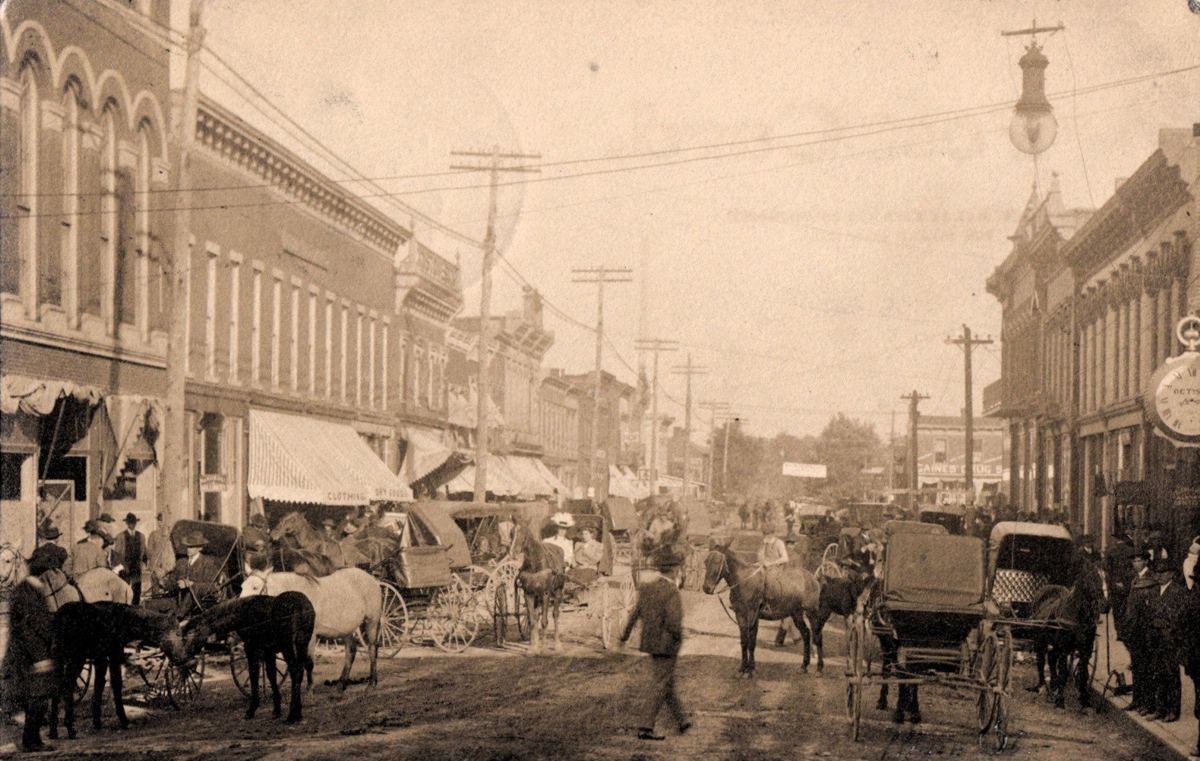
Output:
1092,614,1197,759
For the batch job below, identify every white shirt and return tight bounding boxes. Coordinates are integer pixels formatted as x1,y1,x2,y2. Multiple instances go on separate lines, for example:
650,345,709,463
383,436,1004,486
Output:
544,534,574,567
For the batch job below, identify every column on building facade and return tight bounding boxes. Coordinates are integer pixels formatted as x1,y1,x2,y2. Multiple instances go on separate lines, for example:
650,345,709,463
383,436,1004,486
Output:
1115,291,1126,401
1160,280,1173,362
1141,284,1156,388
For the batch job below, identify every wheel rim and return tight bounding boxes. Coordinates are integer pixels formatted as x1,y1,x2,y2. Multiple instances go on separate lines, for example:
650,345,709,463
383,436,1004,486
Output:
167,653,205,709
377,582,410,657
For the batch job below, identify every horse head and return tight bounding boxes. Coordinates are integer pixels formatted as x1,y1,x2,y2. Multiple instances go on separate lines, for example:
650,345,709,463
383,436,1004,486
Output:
0,541,27,591
702,541,735,595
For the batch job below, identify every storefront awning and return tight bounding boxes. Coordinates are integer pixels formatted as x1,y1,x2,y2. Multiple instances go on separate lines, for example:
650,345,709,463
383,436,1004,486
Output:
249,409,413,506
1,374,103,415
445,455,523,497
530,458,568,495
502,456,561,498
102,395,163,491
403,426,455,484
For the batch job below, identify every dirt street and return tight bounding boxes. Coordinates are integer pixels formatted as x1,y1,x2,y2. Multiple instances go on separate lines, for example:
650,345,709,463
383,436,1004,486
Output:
3,587,1174,761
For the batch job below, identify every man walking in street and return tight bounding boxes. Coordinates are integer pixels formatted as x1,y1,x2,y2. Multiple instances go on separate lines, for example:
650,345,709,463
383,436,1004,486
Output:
620,547,690,741
112,513,147,605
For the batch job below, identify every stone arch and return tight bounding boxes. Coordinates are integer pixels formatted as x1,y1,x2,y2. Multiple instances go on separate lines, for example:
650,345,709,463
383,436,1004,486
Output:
3,19,55,84
95,69,135,133
130,93,168,162
55,46,99,110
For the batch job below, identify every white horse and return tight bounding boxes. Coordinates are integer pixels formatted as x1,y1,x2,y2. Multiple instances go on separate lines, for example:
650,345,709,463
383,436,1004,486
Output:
241,568,382,689
39,568,133,611
1,542,27,682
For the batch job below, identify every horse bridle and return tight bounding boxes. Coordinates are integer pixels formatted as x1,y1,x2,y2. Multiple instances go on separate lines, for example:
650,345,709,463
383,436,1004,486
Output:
0,544,24,593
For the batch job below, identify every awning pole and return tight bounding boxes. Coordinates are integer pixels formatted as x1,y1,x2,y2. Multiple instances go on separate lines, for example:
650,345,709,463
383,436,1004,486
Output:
102,399,149,492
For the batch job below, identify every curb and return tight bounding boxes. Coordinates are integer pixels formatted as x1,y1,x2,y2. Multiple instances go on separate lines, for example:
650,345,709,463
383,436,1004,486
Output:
1092,685,1195,761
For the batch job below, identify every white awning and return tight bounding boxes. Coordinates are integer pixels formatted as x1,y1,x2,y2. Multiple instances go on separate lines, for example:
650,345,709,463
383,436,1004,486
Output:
504,456,560,498
1,374,104,415
445,455,523,497
531,458,569,495
249,409,413,506
403,426,455,483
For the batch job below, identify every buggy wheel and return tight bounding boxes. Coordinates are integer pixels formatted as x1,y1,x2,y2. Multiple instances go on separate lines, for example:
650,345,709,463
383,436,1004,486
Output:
429,576,480,653
975,632,998,733
377,581,410,657
165,654,205,709
600,576,637,650
228,634,287,697
488,559,521,645
845,615,865,740
514,580,530,641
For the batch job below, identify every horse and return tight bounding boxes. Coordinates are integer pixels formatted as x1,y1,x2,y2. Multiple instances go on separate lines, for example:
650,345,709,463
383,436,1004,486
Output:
240,566,381,690
1027,555,1109,710
38,567,132,612
509,522,566,651
0,541,27,707
702,542,821,676
779,567,873,669
47,601,187,739
269,513,336,576
182,593,315,723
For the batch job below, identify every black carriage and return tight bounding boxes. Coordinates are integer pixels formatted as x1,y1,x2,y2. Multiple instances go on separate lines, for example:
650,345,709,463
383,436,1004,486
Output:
919,504,967,535
845,528,1013,750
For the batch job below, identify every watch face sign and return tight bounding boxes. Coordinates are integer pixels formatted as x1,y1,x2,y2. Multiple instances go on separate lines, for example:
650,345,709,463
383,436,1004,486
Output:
1147,352,1200,444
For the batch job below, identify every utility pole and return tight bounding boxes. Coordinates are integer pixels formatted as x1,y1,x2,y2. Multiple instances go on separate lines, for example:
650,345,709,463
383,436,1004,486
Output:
671,355,708,499
572,267,633,500
699,401,729,499
450,148,541,502
946,325,994,505
888,408,896,494
633,338,678,497
900,390,930,510
163,0,206,527
722,415,745,499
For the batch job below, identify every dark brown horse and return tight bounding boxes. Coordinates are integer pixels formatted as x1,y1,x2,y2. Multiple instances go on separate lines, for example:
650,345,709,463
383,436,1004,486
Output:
509,522,566,651
48,602,188,739
1027,555,1108,709
702,543,821,676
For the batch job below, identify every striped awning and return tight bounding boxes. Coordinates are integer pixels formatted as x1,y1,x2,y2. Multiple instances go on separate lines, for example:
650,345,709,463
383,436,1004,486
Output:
403,426,455,484
445,455,523,497
249,409,413,506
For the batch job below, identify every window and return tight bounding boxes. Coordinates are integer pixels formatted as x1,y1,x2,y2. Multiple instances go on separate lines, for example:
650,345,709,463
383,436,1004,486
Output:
1,453,27,500
114,135,136,328
289,281,300,390
201,414,222,476
381,321,389,409
60,87,81,320
100,109,117,330
204,246,218,378
228,255,241,382
934,438,947,464
355,308,364,406
339,303,349,401
136,129,151,335
324,295,334,398
308,289,317,394
250,265,262,383
271,274,282,387
368,316,377,408
12,66,38,305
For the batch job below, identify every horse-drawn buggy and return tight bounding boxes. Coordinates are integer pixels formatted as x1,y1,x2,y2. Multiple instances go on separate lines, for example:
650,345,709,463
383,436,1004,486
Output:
844,521,1014,750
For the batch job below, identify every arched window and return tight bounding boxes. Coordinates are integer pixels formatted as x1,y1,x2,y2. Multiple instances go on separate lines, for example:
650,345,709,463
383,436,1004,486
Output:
137,126,156,334
7,66,40,305
101,108,118,331
60,85,82,321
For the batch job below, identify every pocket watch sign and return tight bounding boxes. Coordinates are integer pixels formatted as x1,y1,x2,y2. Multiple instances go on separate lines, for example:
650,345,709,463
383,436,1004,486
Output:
1146,315,1200,447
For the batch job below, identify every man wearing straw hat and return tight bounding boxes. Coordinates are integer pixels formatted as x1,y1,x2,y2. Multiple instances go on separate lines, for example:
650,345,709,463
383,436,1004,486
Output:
620,546,691,741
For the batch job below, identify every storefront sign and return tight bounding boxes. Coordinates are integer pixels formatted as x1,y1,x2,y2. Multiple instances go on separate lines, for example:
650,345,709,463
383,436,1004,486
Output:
1146,316,1200,446
782,462,827,478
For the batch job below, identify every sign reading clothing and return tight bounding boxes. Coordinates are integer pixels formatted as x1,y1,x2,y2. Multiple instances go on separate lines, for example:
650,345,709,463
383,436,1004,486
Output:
1146,317,1200,447
782,462,827,479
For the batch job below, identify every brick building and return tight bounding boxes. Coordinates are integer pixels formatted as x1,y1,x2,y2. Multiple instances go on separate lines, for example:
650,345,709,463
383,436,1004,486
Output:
1,1,176,548
988,127,1199,553
912,415,1007,506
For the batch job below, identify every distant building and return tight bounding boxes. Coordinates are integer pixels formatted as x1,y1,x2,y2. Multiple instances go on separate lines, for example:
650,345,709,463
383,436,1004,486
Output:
912,416,1007,507
562,370,636,500
665,426,710,499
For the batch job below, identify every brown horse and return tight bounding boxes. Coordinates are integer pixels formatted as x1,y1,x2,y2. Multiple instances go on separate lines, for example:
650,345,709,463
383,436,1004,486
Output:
269,513,336,576
509,522,566,651
702,543,822,676
1027,555,1109,709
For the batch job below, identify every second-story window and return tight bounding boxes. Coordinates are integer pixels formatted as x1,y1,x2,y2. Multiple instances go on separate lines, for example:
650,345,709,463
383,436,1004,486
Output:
289,281,300,391
11,65,39,306
204,245,218,379
228,254,241,382
271,274,282,387
60,86,81,323
250,264,262,383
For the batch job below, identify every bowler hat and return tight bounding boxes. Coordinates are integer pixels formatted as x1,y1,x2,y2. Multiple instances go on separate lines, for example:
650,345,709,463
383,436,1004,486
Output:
98,513,115,523
37,521,61,541
182,531,208,549
124,512,139,525
82,519,104,536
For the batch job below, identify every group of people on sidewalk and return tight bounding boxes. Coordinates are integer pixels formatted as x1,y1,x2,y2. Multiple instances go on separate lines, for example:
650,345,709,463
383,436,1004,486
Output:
1109,535,1200,757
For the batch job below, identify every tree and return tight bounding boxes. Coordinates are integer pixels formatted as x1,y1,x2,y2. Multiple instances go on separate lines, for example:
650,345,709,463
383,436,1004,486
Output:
816,414,883,501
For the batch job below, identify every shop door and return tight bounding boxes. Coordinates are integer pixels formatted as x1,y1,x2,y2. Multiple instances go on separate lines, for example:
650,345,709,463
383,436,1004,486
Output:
39,479,87,548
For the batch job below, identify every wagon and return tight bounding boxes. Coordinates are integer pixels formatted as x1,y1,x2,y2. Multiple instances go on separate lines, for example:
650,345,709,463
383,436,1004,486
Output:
844,529,1013,750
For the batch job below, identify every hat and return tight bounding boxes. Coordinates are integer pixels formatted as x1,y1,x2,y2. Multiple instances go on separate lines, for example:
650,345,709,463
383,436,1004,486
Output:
551,512,575,529
98,513,115,523
249,513,268,528
1152,559,1175,575
342,521,359,535
181,531,208,549
82,519,104,536
322,518,338,529
37,521,61,541
124,512,139,525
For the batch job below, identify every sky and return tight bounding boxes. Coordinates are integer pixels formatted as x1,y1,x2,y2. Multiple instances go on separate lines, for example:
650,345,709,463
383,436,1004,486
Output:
193,0,1199,440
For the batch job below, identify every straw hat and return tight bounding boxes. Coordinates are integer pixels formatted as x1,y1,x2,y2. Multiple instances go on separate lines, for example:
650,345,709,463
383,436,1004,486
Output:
550,512,575,529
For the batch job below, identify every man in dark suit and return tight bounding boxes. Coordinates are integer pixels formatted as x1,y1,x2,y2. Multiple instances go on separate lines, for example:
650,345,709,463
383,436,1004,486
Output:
620,547,690,741
1121,552,1156,714
163,532,225,616
1149,560,1188,722
112,512,147,605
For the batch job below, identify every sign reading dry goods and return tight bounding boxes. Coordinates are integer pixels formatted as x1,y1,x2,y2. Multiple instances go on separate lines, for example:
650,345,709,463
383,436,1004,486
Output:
1146,316,1200,446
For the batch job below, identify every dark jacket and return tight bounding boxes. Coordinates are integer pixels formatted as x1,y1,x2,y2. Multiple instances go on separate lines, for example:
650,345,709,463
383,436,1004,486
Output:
621,575,683,657
164,553,225,601
1181,585,1200,677
1121,571,1157,647
5,577,55,701
1148,579,1189,661
112,529,147,582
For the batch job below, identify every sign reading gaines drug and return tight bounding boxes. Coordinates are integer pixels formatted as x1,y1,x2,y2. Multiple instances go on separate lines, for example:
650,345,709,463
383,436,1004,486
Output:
1146,315,1200,446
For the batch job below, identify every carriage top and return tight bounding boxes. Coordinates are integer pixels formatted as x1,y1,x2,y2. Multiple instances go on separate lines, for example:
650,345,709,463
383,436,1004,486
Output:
987,521,1073,575
880,532,987,614
169,519,241,560
883,519,947,538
